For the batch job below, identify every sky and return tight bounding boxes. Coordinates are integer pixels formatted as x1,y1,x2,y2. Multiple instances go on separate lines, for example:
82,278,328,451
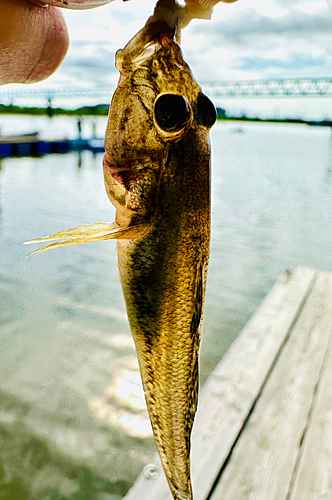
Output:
5,0,332,118
59,0,332,86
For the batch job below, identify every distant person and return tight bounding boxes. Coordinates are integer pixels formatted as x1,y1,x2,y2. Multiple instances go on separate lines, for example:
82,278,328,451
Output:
77,118,82,138
92,121,97,138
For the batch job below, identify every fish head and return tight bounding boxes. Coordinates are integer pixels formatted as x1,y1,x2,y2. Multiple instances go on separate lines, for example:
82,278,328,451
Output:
103,21,216,227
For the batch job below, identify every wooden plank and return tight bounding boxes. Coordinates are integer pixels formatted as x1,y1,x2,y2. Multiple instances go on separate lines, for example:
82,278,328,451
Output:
123,266,316,500
210,270,332,500
289,310,332,500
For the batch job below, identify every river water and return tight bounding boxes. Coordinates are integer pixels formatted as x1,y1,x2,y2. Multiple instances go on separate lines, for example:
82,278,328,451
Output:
1,115,332,499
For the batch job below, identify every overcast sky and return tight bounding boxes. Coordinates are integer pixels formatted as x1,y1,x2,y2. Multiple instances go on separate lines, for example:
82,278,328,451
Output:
51,0,332,88
3,0,332,118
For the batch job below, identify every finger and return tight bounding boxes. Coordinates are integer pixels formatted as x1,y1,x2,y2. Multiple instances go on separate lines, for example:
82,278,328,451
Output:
34,0,112,8
0,0,69,85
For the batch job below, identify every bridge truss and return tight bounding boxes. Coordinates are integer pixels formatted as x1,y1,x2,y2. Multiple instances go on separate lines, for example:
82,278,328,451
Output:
203,78,332,97
0,78,332,103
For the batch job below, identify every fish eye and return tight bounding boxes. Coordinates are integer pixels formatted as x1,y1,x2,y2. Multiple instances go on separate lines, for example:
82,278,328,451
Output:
154,94,190,133
196,93,217,129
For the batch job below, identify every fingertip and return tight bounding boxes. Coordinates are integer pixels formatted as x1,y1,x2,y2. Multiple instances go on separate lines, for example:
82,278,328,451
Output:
24,5,69,83
0,0,69,85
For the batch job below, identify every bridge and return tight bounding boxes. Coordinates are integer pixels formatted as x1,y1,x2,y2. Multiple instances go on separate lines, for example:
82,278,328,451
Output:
203,77,332,97
0,77,331,105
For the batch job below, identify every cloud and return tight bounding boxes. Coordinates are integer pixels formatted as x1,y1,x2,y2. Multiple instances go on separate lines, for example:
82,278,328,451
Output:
54,0,158,87
49,41,118,87
182,1,332,80
17,0,332,89
242,55,324,71
194,5,332,45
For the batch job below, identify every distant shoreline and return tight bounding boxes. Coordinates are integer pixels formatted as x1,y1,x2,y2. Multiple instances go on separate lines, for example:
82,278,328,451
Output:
0,104,331,128
218,116,332,127
0,104,109,116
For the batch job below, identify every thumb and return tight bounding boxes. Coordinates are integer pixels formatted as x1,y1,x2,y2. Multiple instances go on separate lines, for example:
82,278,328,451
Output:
0,0,69,85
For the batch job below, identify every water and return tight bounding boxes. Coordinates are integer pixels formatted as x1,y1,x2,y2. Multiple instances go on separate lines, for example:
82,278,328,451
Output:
1,115,332,499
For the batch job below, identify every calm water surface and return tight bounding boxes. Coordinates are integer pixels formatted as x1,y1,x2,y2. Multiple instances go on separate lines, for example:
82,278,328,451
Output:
1,115,332,499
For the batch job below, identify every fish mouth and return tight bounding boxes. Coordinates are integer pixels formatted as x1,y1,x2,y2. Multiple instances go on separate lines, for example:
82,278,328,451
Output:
115,21,175,75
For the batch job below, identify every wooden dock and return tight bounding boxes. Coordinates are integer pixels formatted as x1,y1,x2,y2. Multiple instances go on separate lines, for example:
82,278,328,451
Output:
123,266,332,500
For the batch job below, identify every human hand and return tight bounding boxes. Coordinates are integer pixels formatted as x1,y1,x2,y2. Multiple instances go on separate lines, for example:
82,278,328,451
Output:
0,0,69,85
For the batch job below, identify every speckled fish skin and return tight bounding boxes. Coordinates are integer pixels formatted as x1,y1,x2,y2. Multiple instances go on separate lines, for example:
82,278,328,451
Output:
103,21,216,500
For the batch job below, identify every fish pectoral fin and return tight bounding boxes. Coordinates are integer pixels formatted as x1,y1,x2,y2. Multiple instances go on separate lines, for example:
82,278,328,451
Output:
24,221,149,256
25,222,119,244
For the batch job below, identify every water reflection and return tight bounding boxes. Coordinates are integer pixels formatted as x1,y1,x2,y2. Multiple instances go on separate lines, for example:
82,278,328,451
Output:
90,356,153,439
1,118,332,499
77,151,82,169
0,160,2,232
323,136,332,189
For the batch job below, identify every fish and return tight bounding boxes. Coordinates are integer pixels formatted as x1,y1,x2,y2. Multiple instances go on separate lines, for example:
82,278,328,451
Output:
25,12,216,500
